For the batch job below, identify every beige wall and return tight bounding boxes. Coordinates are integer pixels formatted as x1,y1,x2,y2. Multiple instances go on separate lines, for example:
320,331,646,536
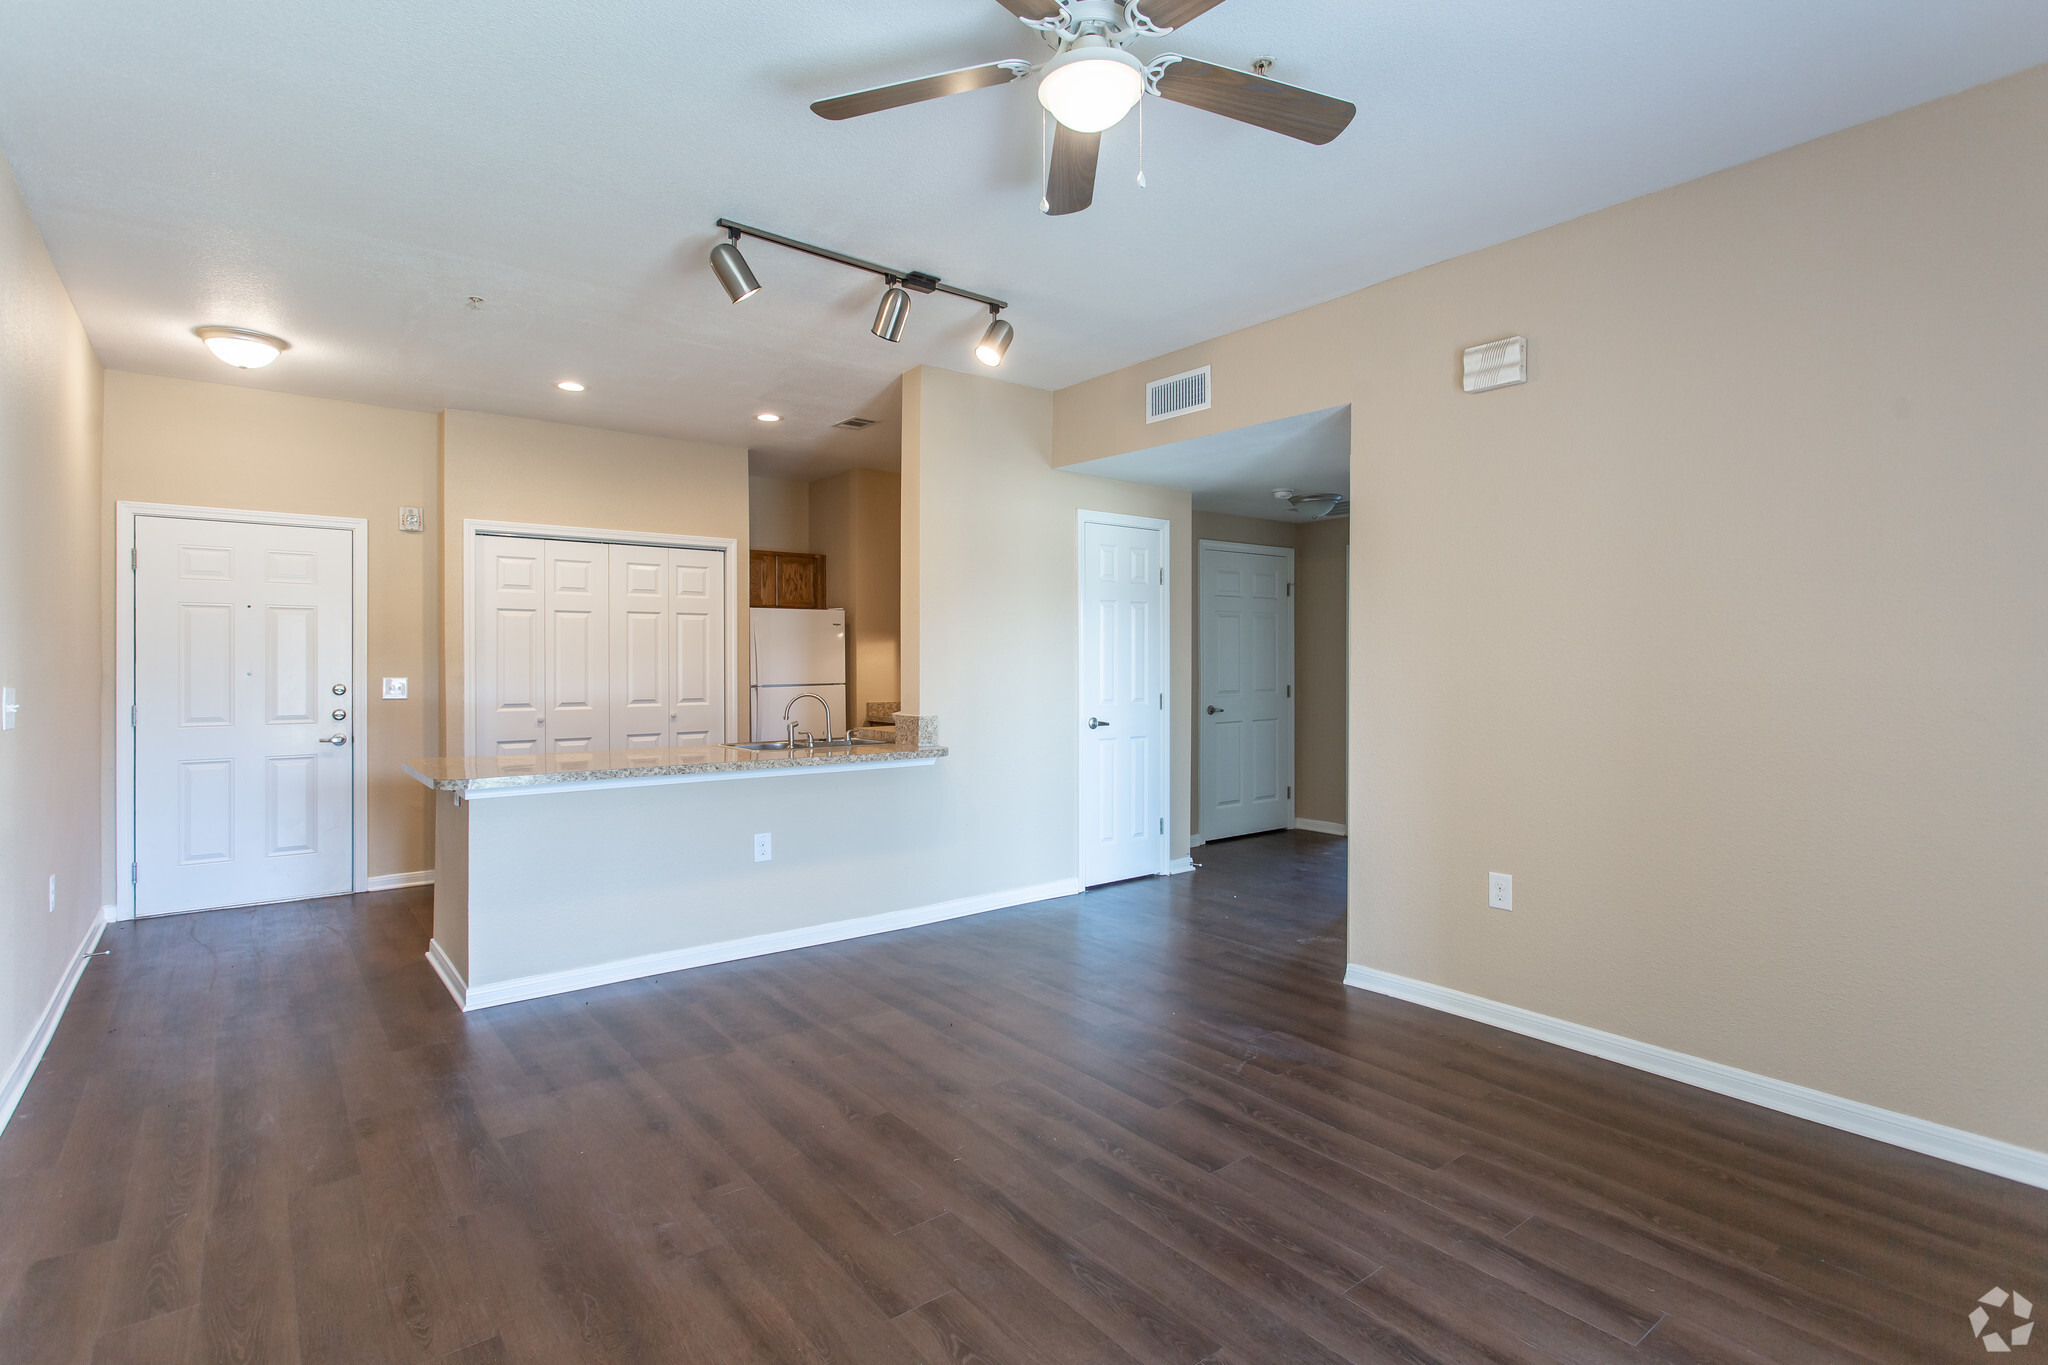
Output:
1189,512,1348,833
748,475,809,552
102,373,440,879
1054,66,2048,1151
809,468,901,724
905,367,1193,889
0,150,104,1099
439,410,752,747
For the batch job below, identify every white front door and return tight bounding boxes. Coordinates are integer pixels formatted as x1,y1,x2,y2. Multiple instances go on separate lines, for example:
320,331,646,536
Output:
1199,542,1294,840
1080,516,1167,886
134,515,354,915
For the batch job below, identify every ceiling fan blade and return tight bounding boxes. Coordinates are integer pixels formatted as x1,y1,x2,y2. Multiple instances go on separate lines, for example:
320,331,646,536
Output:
1134,0,1230,28
1044,123,1100,216
1152,57,1356,145
992,0,1064,18
812,63,1025,121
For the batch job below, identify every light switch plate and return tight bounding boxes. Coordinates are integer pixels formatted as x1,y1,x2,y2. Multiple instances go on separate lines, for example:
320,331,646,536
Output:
382,677,408,699
753,833,773,863
1,687,16,730
1489,872,1513,911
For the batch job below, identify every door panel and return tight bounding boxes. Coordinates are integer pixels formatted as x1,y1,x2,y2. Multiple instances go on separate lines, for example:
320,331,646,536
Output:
667,548,725,745
1080,519,1165,886
137,515,353,914
476,537,547,753
1200,543,1294,840
544,542,608,750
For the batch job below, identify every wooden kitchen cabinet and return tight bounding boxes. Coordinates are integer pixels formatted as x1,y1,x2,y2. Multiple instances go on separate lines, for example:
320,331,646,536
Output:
750,550,825,608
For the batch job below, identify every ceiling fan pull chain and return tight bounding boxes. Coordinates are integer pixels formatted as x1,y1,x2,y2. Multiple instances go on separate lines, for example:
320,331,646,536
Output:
1040,109,1052,213
1137,94,1147,187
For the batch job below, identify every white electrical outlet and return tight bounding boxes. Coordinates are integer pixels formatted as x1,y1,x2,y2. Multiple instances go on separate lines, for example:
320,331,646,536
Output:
1489,872,1513,911
48,873,56,913
753,832,773,863
382,677,408,699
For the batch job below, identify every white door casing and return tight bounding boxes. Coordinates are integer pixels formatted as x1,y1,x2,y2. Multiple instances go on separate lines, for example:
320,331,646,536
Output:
475,532,727,756
132,515,355,915
1199,540,1295,840
1079,513,1170,887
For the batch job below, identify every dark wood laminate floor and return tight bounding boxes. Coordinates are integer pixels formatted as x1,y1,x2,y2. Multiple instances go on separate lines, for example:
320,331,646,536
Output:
3,830,2043,1364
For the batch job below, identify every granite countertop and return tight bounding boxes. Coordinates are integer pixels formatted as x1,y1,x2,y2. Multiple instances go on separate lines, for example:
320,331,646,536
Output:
402,739,947,794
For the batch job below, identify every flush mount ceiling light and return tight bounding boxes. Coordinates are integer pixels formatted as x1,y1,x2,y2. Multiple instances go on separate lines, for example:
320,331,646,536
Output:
194,326,288,369
1274,487,1343,518
557,380,585,392
1037,42,1146,133
756,412,781,422
709,219,1014,365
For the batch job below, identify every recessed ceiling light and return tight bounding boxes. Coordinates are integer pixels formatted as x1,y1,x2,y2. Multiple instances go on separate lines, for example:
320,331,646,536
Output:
557,381,585,392
756,412,781,422
194,326,288,369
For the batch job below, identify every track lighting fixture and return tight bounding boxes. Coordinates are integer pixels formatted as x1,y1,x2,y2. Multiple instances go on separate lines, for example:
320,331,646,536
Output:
872,282,912,343
709,230,762,304
710,219,1013,365
975,314,1014,367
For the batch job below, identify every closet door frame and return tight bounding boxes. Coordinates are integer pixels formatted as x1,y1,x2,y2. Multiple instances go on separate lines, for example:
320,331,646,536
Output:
461,519,739,757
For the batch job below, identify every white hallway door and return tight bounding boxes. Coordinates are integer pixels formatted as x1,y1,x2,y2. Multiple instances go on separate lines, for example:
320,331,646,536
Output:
474,533,726,754
1080,516,1167,886
134,515,355,915
1200,541,1294,840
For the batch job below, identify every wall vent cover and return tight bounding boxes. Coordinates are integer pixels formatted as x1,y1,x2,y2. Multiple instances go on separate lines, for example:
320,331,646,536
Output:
1146,366,1212,423
833,416,877,429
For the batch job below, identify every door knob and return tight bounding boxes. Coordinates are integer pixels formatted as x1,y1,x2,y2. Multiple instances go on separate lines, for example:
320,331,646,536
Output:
325,733,348,746
1207,705,1224,715
1088,717,1110,729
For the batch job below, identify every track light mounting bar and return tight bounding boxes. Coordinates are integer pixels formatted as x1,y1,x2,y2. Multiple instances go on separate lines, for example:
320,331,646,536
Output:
714,220,1009,313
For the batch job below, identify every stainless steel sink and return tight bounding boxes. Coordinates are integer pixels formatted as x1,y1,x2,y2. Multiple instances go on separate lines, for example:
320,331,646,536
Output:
729,741,795,751
730,736,899,752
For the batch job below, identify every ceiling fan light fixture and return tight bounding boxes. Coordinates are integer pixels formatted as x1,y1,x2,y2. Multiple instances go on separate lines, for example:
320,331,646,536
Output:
872,284,911,343
1038,44,1146,134
195,326,288,369
975,316,1014,367
709,237,761,303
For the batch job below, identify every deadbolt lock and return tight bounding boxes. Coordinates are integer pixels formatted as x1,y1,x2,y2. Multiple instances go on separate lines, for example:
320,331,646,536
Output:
331,708,347,721
331,683,347,696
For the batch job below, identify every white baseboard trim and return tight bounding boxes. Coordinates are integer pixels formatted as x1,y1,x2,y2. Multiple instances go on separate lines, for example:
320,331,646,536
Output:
1165,857,1197,875
429,877,1086,1012
0,906,112,1137
1343,963,2048,1191
368,870,435,891
1294,818,1347,836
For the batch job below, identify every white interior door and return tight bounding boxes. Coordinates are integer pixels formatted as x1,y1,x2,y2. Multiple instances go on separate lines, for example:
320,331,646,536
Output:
475,535,549,754
663,546,726,745
1080,516,1166,886
540,540,609,751
608,543,727,747
134,515,354,915
1200,542,1294,839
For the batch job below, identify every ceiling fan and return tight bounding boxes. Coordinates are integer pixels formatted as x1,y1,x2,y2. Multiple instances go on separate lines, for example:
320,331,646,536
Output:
811,0,1357,216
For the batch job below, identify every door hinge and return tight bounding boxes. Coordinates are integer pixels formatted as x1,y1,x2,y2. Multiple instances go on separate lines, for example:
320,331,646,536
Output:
130,548,136,571
1158,692,1164,710
1287,786,1293,799
130,705,137,728
130,862,138,885
1159,817,1164,834
1285,685,1291,698
1286,582,1292,596
1158,568,1164,584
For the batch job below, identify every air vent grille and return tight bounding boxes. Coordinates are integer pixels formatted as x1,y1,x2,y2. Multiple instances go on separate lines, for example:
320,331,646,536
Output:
1145,366,1211,423
833,416,877,430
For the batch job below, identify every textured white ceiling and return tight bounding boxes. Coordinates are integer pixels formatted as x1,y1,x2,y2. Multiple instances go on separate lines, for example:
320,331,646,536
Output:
1069,405,1349,521
3,1,2045,477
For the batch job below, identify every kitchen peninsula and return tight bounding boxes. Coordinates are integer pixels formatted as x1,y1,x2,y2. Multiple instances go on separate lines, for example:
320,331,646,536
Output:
405,725,951,1010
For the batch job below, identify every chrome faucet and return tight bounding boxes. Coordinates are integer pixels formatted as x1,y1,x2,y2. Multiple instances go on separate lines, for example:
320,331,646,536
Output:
782,692,833,748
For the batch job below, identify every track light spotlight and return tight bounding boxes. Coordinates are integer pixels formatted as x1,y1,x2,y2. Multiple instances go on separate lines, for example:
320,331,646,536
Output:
709,232,761,304
975,315,1014,367
872,283,911,343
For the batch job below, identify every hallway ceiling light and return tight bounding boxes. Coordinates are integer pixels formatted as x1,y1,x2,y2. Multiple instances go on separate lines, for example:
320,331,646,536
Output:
1037,44,1147,133
556,380,585,392
195,326,288,369
756,412,781,422
872,284,911,343
710,232,762,304
975,315,1015,367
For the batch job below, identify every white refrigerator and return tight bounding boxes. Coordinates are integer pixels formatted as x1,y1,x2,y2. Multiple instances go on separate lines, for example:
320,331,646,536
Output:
750,607,846,740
